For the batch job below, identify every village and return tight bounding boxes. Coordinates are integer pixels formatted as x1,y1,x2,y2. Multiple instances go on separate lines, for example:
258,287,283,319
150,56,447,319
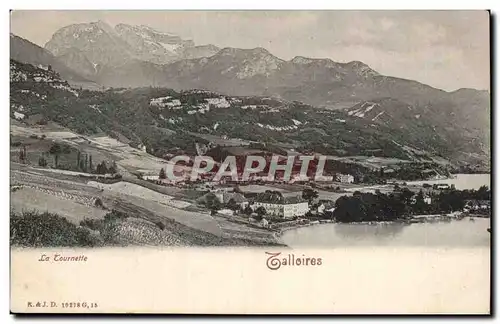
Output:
9,124,491,247
138,163,491,234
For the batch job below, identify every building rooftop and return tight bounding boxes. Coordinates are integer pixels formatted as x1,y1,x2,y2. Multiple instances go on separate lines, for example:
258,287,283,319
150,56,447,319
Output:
254,190,306,204
222,192,248,204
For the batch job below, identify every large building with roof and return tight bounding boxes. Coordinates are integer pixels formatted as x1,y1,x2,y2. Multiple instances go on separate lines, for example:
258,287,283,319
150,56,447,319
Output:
252,191,309,218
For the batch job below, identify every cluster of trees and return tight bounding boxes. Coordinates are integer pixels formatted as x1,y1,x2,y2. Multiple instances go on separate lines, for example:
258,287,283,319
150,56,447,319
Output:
95,161,118,175
38,144,118,175
76,150,92,172
39,143,71,168
302,188,319,204
38,153,48,167
460,185,491,201
333,189,421,223
11,210,98,247
76,150,116,174
332,186,491,223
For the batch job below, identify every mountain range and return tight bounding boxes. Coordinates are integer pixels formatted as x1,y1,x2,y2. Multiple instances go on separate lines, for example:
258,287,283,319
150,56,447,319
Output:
9,21,491,169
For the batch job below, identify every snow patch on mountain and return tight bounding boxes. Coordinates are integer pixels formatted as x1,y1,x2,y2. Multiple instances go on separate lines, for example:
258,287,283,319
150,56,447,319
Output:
371,111,385,121
159,42,181,53
347,102,379,118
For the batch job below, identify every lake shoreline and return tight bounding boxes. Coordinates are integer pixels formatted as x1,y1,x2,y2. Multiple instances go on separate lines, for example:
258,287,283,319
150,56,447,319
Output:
403,173,490,190
279,216,490,247
275,212,490,239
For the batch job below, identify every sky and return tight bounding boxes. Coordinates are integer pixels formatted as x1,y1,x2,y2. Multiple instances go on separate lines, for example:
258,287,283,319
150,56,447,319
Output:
10,10,490,91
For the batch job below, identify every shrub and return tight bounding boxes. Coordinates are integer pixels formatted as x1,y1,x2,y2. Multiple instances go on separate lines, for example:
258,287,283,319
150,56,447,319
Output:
80,219,103,231
11,211,99,247
155,221,165,230
103,210,128,222
94,198,104,208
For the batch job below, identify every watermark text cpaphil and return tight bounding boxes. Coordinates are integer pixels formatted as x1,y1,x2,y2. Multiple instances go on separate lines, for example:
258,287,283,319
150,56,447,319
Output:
164,154,334,183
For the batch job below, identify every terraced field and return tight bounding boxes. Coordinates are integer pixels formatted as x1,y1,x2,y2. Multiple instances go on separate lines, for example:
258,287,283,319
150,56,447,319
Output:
10,162,280,247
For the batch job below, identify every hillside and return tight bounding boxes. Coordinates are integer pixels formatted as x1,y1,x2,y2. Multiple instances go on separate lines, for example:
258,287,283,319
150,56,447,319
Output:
44,21,219,72
38,21,489,169
10,34,99,89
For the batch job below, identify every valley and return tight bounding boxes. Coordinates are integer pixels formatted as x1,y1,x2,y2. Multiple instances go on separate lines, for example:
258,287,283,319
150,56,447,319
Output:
9,20,491,248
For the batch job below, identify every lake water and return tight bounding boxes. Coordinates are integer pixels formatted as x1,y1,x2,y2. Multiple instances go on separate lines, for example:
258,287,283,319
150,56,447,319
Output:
282,174,491,248
405,173,491,190
281,217,491,248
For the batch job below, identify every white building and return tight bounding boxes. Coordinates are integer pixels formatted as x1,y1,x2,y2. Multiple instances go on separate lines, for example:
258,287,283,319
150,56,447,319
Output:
336,173,354,184
217,209,234,216
317,201,336,214
252,195,309,218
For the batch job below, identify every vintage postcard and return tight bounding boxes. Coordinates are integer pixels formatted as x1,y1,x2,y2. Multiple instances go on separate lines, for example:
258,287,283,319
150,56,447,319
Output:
9,10,491,314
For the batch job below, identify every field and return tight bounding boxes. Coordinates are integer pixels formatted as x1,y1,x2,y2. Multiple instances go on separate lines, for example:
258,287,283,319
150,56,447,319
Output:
11,187,107,224
11,123,172,177
10,158,280,247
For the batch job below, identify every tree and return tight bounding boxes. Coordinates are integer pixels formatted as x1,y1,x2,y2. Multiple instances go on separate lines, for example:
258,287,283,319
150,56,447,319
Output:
413,190,427,215
94,198,104,208
96,161,108,175
226,198,239,211
400,188,415,206
109,161,117,174
243,206,253,215
77,151,81,169
48,143,62,168
19,147,25,163
477,185,491,200
256,206,267,217
253,207,266,222
155,221,165,230
89,155,93,171
159,168,166,180
84,154,89,171
333,196,368,223
302,188,318,203
205,193,221,214
38,154,47,167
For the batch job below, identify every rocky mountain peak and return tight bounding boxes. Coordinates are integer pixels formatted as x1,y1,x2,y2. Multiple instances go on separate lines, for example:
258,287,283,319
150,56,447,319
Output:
343,60,379,77
290,56,315,64
45,22,220,69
